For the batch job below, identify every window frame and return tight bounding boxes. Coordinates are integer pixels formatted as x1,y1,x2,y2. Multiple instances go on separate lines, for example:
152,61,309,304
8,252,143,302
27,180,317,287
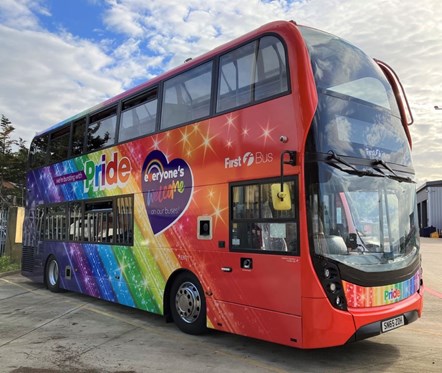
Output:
48,125,71,163
119,88,158,143
229,177,299,255
71,117,87,157
216,34,290,114
87,106,118,152
29,134,49,169
36,195,134,246
160,60,214,130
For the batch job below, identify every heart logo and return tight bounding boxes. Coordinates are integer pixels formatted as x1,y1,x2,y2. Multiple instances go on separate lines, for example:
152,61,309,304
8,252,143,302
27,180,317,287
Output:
141,150,193,235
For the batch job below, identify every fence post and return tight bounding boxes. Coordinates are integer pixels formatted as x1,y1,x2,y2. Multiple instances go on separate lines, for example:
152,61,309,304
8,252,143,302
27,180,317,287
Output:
0,208,8,256
5,206,24,262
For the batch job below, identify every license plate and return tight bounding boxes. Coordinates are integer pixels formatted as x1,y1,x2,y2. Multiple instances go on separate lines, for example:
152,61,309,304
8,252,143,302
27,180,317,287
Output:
381,315,405,333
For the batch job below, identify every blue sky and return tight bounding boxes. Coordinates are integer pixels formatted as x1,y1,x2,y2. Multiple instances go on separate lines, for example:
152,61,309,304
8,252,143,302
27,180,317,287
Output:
0,0,441,185
42,1,105,39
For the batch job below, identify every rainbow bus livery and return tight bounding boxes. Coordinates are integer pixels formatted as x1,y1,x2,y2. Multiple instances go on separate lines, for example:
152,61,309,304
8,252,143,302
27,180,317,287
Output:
22,20,423,348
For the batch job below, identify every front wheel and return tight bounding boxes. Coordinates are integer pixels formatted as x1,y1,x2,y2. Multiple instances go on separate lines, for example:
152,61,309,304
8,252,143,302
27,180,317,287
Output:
170,272,207,335
46,255,63,293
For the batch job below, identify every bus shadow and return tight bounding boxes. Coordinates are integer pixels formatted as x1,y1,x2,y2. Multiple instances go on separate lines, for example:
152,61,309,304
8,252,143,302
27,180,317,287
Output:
207,330,400,372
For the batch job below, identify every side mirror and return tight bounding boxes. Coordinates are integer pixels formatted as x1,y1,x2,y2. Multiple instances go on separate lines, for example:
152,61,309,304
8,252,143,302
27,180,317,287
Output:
271,183,292,211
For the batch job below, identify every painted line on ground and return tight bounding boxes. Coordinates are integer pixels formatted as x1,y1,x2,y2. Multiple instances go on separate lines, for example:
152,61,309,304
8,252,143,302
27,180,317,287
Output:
425,286,442,299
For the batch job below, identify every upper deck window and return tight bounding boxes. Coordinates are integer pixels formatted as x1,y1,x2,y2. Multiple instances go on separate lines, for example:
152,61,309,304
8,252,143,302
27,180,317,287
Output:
217,35,288,112
161,61,213,129
299,26,398,113
87,107,117,152
29,135,48,169
120,90,157,142
300,26,411,165
49,126,70,163
71,118,86,156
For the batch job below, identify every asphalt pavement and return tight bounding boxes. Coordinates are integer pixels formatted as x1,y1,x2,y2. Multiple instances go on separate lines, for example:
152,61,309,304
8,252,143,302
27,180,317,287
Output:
0,238,441,373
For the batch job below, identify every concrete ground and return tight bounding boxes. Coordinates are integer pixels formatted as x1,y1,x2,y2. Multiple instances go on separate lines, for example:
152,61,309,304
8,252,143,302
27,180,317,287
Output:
0,238,441,373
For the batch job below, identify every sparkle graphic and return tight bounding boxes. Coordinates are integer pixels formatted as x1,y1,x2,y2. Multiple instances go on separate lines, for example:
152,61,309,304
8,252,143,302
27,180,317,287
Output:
258,121,276,145
151,135,164,150
197,127,217,161
223,113,238,133
208,190,227,229
178,127,192,153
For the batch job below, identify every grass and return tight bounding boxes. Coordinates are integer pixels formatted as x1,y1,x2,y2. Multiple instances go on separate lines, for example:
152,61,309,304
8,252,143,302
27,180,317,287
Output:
0,256,20,273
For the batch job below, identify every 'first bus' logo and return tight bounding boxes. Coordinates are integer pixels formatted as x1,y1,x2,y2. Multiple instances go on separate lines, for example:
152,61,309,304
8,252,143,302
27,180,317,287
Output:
84,152,131,193
224,151,273,169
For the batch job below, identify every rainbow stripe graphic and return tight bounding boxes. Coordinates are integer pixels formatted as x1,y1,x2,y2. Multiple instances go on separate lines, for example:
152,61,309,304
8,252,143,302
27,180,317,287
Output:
25,116,259,316
342,271,420,308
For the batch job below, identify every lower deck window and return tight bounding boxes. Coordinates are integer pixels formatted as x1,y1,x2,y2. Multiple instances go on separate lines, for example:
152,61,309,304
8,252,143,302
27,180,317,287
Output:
230,179,298,254
35,195,133,246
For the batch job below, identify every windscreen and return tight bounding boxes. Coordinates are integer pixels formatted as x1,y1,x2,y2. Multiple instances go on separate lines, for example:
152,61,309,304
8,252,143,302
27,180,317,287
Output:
308,163,419,273
299,26,411,167
301,25,419,276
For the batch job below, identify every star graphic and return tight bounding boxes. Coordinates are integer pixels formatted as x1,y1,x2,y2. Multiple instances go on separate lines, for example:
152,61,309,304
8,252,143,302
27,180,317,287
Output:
258,121,276,145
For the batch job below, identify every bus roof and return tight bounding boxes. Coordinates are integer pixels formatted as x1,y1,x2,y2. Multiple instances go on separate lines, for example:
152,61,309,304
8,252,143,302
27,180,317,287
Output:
37,20,298,137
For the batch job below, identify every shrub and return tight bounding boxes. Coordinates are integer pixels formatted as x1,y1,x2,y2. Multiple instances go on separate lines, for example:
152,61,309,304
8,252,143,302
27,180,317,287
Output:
0,256,20,273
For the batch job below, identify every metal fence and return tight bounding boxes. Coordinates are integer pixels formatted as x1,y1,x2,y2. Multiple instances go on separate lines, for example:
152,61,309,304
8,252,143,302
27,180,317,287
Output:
0,208,8,256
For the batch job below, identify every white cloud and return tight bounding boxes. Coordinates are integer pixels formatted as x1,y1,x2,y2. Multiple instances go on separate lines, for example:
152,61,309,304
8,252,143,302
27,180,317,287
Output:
103,0,144,37
0,0,49,30
0,24,123,139
0,0,441,186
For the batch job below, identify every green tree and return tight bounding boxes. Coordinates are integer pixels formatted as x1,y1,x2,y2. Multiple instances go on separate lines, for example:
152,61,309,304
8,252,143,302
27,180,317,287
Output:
0,115,28,206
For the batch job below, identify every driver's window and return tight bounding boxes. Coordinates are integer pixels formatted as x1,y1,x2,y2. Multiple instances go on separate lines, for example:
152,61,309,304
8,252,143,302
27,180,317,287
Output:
230,178,298,254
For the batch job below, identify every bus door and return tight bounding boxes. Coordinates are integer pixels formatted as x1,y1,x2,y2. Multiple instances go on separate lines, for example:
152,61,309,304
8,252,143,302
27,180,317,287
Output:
211,179,301,316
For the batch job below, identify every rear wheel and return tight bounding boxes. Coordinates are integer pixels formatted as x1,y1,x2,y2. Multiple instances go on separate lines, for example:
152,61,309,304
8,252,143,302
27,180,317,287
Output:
170,272,207,335
46,255,62,293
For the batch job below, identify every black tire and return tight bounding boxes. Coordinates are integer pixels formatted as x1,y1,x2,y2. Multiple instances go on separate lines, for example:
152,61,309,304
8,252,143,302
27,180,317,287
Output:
46,255,63,293
170,272,207,335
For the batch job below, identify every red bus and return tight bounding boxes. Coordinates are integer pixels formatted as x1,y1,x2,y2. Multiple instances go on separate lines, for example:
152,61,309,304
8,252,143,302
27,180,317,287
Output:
22,20,423,348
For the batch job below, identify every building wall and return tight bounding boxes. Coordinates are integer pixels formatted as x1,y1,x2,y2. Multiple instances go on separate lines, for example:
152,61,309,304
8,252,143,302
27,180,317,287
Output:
427,186,442,231
417,182,442,232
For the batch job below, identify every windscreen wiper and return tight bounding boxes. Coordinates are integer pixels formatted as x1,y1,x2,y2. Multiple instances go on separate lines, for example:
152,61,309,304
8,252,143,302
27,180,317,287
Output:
372,159,414,183
327,151,379,177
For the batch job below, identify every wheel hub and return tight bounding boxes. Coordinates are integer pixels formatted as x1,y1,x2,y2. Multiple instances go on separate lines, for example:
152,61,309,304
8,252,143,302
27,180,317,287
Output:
175,281,201,324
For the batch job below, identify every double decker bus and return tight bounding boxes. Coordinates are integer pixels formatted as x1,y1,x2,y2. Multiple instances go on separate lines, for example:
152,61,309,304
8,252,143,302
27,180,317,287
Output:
22,20,423,348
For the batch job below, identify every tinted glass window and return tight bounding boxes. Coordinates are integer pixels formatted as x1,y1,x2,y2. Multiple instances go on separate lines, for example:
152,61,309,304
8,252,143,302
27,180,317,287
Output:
299,26,398,113
49,126,70,163
87,108,117,151
120,91,157,142
161,61,213,129
115,195,134,245
29,135,48,169
217,42,255,111
255,36,288,100
45,204,67,241
217,36,289,112
84,200,113,243
71,118,86,156
69,202,82,241
231,179,298,253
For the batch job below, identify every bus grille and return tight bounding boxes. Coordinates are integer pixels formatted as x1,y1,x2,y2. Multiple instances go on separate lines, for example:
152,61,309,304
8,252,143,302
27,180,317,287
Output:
21,246,34,272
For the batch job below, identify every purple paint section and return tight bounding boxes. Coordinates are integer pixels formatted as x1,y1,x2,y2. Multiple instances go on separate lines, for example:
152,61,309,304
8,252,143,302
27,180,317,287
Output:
68,242,101,298
53,171,86,185
141,150,193,235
